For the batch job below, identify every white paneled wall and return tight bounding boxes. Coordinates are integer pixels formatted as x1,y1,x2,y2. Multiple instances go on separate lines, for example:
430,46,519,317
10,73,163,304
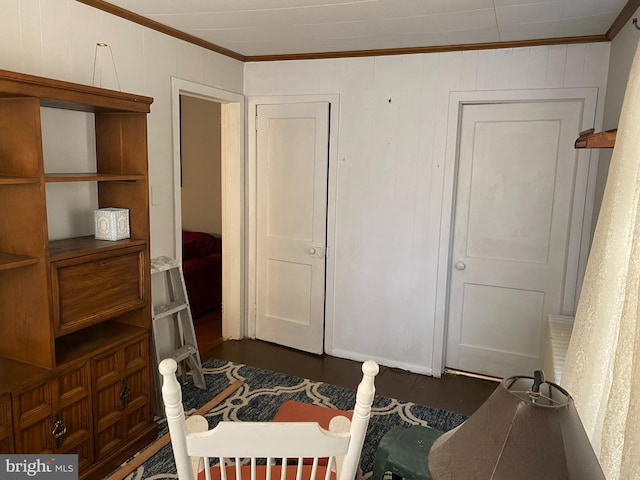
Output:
245,43,610,374
0,0,244,259
0,0,614,374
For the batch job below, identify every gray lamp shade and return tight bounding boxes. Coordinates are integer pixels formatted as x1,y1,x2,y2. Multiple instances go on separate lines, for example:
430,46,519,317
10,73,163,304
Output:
428,375,606,479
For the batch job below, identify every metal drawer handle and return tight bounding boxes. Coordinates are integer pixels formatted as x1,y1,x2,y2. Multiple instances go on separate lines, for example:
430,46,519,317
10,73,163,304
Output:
99,260,109,267
120,379,131,409
52,414,67,449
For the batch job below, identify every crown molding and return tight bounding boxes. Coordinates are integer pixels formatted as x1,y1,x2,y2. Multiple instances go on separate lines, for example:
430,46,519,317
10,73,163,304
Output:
77,0,623,63
244,35,609,62
76,0,246,61
607,0,640,40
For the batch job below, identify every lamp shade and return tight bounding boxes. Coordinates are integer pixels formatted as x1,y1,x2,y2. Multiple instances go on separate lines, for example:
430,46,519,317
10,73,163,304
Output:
428,374,605,479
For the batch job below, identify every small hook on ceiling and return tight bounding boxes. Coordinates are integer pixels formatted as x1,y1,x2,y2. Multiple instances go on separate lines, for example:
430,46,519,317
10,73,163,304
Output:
633,17,640,30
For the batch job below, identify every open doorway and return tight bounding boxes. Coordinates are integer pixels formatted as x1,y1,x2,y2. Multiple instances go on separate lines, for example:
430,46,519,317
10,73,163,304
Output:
180,95,223,352
171,78,246,345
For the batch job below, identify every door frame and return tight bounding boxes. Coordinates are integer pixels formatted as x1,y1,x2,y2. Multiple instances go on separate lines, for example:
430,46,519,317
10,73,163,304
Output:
433,87,601,376
247,94,340,352
171,77,245,340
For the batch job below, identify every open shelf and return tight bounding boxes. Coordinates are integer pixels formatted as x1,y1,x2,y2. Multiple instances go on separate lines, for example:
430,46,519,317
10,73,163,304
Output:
45,173,145,183
49,235,146,260
574,128,617,149
0,175,39,185
55,321,147,366
0,252,39,271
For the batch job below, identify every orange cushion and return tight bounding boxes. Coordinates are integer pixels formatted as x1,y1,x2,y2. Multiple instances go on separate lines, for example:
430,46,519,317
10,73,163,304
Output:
271,401,353,467
272,401,353,429
198,464,335,480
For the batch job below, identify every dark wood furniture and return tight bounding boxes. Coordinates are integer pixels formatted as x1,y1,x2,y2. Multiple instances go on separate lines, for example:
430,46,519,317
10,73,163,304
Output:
0,69,156,479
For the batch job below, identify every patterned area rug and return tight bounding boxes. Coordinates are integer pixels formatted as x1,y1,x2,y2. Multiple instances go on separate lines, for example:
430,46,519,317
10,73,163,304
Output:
109,358,467,479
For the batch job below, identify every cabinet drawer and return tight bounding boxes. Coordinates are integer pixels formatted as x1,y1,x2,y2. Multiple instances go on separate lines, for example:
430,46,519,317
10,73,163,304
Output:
51,246,147,336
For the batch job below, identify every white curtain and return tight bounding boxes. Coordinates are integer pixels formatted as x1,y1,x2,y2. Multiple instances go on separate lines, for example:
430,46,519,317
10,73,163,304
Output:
562,42,640,480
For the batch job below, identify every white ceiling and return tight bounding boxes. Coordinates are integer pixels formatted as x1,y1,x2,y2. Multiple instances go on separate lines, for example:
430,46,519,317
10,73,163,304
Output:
104,0,629,57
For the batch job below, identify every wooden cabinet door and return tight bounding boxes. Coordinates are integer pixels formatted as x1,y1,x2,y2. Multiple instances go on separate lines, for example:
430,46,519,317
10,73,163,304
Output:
12,362,92,464
92,344,125,460
92,334,152,460
12,378,55,453
0,394,14,453
122,336,152,439
56,363,93,471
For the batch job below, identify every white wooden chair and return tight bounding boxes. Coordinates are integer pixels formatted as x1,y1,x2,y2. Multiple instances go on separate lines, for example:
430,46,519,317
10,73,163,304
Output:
159,358,379,480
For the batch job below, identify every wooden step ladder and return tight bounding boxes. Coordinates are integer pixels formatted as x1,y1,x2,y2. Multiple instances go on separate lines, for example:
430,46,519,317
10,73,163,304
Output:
151,256,205,411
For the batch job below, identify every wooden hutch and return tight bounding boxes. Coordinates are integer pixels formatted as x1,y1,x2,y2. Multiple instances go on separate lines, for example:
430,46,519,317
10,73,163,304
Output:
0,69,156,478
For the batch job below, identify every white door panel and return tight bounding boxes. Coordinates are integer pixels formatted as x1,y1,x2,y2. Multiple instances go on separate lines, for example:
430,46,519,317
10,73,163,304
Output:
446,101,583,378
466,120,560,264
256,102,329,354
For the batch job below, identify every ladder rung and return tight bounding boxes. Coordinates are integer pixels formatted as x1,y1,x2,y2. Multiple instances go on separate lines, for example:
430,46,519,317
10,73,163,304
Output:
150,255,181,274
153,299,188,319
168,344,199,363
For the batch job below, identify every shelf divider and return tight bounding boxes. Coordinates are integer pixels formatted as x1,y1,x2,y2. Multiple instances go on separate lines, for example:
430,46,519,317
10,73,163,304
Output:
0,252,39,271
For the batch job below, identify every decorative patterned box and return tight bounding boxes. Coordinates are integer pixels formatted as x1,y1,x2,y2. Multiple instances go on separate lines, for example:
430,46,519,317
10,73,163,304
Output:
94,208,130,241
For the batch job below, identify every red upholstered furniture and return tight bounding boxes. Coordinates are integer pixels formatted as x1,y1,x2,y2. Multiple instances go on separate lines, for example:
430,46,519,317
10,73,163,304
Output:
273,400,353,428
274,400,354,466
182,230,222,318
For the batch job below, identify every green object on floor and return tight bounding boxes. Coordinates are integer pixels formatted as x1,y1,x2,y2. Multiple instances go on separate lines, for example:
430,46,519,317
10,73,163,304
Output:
372,425,444,480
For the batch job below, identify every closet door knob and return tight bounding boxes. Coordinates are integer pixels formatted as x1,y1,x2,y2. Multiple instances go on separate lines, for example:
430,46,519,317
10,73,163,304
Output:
455,261,466,271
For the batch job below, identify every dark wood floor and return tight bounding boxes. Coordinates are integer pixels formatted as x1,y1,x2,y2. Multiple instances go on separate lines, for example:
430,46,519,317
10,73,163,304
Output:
194,311,497,417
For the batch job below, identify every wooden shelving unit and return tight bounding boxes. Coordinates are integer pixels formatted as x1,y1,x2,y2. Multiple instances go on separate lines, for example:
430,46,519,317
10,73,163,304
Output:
0,69,156,478
574,128,617,149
